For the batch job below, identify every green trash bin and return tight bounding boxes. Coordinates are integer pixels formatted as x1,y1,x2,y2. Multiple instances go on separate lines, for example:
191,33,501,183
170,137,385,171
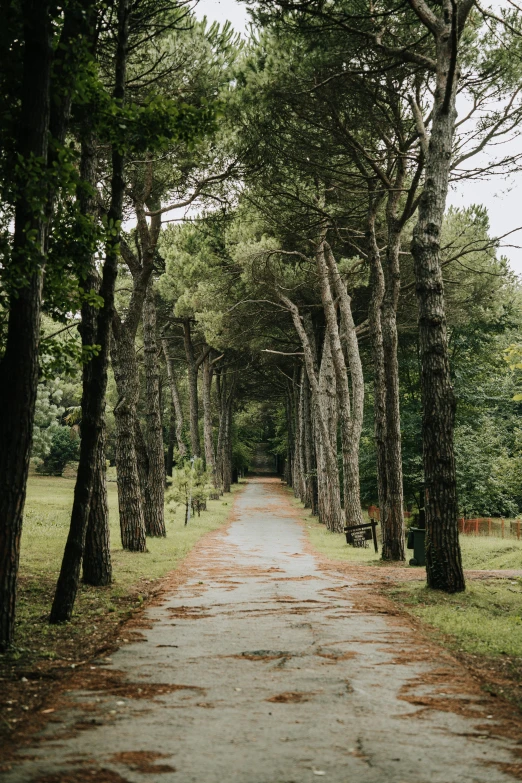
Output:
407,527,426,566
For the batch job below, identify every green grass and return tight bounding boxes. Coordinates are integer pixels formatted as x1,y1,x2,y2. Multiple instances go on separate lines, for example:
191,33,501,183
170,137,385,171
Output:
4,476,241,665
297,500,522,572
388,579,522,658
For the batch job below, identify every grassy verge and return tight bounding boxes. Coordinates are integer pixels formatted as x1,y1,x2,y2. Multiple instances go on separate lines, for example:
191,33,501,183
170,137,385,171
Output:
296,499,522,571
0,476,241,739
294,493,522,708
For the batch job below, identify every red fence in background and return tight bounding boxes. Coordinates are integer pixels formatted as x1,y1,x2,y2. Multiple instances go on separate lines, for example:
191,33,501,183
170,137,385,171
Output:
367,508,522,539
367,506,411,522
458,517,522,539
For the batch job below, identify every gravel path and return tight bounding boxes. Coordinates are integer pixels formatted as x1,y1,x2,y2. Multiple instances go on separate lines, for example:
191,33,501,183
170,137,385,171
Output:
2,477,520,783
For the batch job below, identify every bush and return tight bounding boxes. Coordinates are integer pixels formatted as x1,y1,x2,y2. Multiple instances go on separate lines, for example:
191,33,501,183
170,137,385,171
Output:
36,427,80,476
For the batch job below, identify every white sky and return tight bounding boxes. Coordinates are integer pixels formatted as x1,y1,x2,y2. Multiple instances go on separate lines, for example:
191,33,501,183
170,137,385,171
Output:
194,0,522,275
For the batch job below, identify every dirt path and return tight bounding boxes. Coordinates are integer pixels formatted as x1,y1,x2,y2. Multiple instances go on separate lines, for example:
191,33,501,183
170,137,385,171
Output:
2,477,522,783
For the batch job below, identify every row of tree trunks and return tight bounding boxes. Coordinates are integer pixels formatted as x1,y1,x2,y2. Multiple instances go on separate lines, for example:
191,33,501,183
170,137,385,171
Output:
323,243,365,527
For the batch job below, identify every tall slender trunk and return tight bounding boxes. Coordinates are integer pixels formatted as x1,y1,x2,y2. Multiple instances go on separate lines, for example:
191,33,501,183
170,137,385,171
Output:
366,204,388,537
202,354,217,486
382,228,405,560
216,369,235,492
142,280,166,536
285,389,294,487
317,333,343,531
279,292,343,532
410,16,467,593
83,420,112,586
111,331,147,552
0,1,52,648
303,372,318,514
318,243,364,527
162,338,186,459
183,318,200,458
50,0,124,622
295,370,306,501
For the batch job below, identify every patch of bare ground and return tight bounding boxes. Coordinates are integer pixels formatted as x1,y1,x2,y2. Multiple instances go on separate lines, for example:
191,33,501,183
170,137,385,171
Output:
30,770,131,783
266,691,315,703
109,751,175,774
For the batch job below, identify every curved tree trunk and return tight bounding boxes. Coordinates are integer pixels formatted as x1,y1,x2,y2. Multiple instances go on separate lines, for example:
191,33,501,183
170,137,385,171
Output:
142,281,166,537
49,0,123,623
319,243,364,527
279,292,343,532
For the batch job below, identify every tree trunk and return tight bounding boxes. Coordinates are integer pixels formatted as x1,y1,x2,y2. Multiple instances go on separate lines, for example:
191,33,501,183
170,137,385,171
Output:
111,330,147,552
367,204,388,540
279,292,343,532
410,20,466,592
317,333,343,532
202,354,217,486
303,372,318,515
142,281,166,537
382,228,405,560
319,243,364,527
83,421,112,586
0,0,52,650
183,318,201,458
162,338,186,459
50,0,131,622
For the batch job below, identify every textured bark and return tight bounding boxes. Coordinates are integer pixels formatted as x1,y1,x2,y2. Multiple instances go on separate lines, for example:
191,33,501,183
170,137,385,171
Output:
409,0,471,592
302,372,318,514
295,370,306,501
216,368,236,492
142,281,166,537
83,421,112,586
284,390,294,487
111,331,147,552
319,243,364,527
48,0,115,623
367,205,388,537
382,228,405,561
317,334,343,532
183,318,201,458
202,354,217,487
162,339,186,459
0,0,52,648
279,293,343,532
110,172,161,549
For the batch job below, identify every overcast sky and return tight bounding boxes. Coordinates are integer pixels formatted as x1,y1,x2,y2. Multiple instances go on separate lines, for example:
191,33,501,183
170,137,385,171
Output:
194,0,522,276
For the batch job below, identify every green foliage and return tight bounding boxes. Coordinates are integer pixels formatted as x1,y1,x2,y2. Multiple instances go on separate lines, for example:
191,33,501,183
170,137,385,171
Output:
167,458,209,522
36,427,80,476
31,381,65,461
